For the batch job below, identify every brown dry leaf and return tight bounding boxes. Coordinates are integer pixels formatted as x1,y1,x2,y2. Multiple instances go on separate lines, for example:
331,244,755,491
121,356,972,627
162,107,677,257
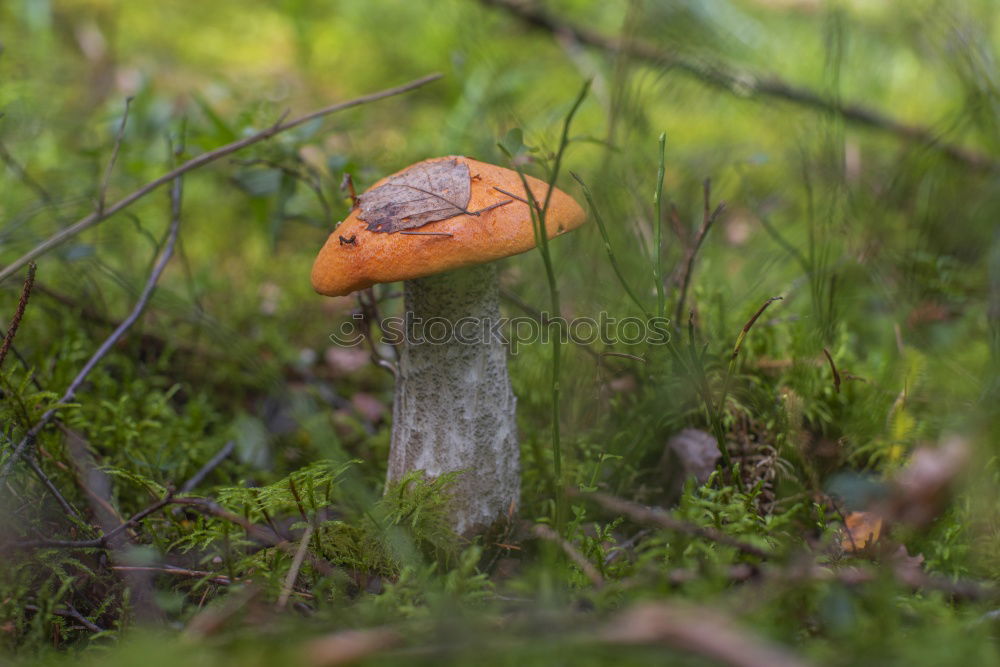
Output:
358,159,471,233
841,511,883,552
302,628,401,667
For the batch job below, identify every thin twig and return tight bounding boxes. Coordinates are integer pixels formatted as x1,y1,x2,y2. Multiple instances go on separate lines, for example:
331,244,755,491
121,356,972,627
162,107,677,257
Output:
7,492,175,550
822,347,841,394
577,490,771,559
278,523,315,608
179,440,235,494
30,281,206,359
600,351,647,363
0,262,36,369
24,604,105,634
491,186,529,205
712,296,784,454
233,156,333,227
0,73,443,283
96,97,133,215
111,565,233,586
604,528,652,566
674,179,725,326
21,451,83,521
357,288,397,376
173,497,336,576
533,523,604,587
0,176,184,486
479,0,997,171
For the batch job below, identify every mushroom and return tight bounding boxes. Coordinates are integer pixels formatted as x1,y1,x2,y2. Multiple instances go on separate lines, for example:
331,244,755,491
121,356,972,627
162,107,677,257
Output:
311,155,586,535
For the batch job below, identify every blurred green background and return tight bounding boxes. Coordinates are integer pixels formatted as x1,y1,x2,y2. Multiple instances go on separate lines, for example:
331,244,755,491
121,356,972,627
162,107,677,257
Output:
2,0,999,665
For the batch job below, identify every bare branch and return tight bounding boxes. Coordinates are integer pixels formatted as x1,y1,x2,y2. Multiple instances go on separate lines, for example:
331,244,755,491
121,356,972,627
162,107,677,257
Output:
179,440,235,494
172,497,337,576
278,524,315,608
0,73,443,283
0,176,184,486
24,603,105,634
533,523,604,588
21,451,83,521
576,490,772,559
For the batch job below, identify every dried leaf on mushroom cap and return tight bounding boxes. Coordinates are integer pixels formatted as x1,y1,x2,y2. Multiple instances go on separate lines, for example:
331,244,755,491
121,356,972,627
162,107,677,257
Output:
358,158,472,233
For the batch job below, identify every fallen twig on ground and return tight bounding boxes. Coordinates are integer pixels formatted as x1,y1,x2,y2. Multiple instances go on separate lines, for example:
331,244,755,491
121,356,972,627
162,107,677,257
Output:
278,524,316,608
24,603,105,634
576,490,772,559
533,523,604,588
172,497,337,576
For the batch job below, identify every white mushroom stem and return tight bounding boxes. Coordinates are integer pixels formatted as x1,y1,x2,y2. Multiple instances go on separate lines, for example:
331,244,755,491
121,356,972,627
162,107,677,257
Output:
387,262,519,535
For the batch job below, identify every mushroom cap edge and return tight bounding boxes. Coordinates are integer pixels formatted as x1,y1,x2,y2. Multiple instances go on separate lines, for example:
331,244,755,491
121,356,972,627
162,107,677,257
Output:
310,155,587,297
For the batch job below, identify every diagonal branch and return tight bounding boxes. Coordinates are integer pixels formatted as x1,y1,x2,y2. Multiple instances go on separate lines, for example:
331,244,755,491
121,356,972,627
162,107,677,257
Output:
576,490,772,559
0,73,443,283
0,177,184,486
479,0,997,171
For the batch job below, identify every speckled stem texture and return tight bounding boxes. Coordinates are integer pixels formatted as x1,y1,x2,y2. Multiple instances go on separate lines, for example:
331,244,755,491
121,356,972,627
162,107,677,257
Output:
388,263,519,535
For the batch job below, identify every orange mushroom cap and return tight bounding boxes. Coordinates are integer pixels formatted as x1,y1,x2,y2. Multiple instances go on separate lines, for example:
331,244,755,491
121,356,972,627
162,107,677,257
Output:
310,156,587,297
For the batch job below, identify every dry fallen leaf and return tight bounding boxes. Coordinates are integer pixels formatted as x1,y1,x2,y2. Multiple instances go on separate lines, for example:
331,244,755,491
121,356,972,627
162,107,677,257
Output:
358,159,471,233
841,511,883,552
